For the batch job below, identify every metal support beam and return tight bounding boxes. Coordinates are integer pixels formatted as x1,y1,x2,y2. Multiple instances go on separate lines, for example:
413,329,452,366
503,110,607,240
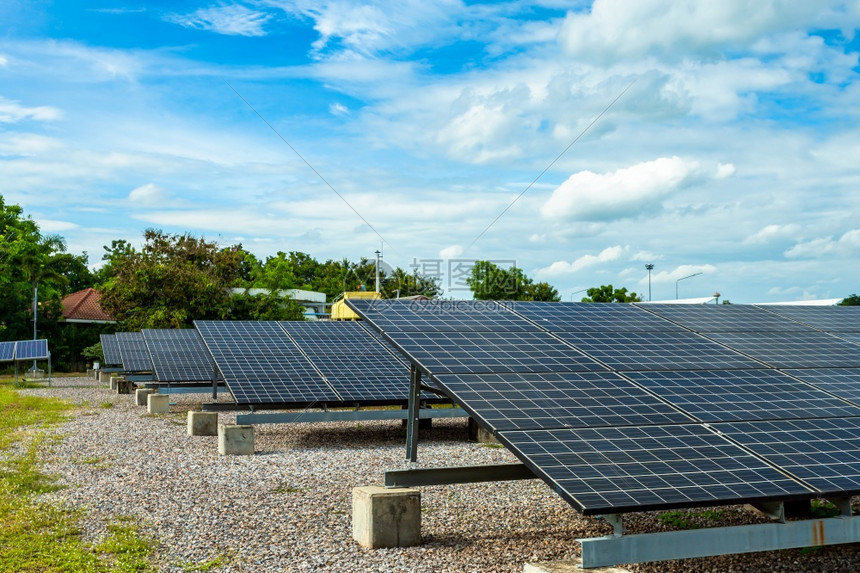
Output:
385,463,535,487
405,364,421,465
578,514,860,569
211,358,219,400
157,385,228,395
236,407,465,425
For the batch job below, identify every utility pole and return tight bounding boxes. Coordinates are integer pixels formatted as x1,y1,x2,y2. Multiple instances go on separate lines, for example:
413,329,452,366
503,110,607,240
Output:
645,264,654,302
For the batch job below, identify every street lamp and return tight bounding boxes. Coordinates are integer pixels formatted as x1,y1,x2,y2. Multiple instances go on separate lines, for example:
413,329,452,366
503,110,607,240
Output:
374,250,381,293
675,271,703,299
570,288,588,302
645,264,654,301
713,291,721,304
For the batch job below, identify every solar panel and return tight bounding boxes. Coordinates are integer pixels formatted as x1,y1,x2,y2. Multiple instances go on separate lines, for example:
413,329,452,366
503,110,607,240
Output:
715,417,860,495
498,425,811,515
758,305,860,333
14,339,50,360
434,371,692,431
141,329,217,383
511,302,684,332
194,320,340,405
0,341,16,361
279,321,415,402
639,304,812,332
348,299,539,332
115,332,153,372
556,331,763,371
704,332,860,368
100,334,122,365
784,368,860,404
839,333,860,345
626,369,860,422
382,330,606,375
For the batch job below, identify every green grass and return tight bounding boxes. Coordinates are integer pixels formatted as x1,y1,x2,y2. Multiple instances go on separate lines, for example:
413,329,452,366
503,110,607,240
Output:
178,553,232,572
100,401,115,409
0,384,154,572
657,509,726,530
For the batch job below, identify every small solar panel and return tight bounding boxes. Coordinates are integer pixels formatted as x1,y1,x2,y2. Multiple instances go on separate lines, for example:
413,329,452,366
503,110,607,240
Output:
142,329,217,383
434,371,691,431
383,330,606,375
0,341,16,361
784,368,860,404
715,417,860,495
279,321,414,402
195,321,340,405
639,304,812,332
556,331,763,371
115,332,153,372
704,332,860,368
499,424,811,515
759,305,860,333
627,369,860,422
14,339,50,360
100,334,122,366
512,302,684,332
347,299,539,332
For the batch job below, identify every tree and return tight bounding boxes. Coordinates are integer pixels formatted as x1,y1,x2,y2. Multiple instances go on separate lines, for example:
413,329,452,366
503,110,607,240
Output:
381,267,442,299
840,294,860,306
467,260,560,301
581,284,641,303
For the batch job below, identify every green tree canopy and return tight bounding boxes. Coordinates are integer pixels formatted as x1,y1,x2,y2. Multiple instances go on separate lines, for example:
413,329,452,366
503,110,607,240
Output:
581,284,642,303
840,294,860,306
467,260,560,301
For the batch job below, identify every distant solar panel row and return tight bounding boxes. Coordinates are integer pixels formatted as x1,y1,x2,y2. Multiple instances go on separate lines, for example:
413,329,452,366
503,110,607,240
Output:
347,299,860,515
115,332,153,372
0,339,50,361
141,329,216,383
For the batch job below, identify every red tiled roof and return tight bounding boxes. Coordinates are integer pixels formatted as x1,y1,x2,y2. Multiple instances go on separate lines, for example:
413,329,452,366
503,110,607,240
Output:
61,288,114,322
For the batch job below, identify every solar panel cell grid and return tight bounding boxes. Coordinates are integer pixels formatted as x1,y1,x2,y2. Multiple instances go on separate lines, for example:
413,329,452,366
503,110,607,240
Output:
784,368,860,404
435,371,691,431
758,305,860,333
348,299,539,332
627,369,860,422
557,331,762,371
100,334,122,365
499,425,811,514
0,341,16,361
142,329,216,383
639,304,812,332
115,332,153,372
512,302,684,332
15,339,49,360
704,332,860,368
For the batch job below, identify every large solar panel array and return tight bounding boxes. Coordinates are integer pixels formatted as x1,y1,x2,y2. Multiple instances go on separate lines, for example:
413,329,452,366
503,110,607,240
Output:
141,329,217,383
349,299,860,515
100,334,122,366
115,331,153,372
0,339,50,361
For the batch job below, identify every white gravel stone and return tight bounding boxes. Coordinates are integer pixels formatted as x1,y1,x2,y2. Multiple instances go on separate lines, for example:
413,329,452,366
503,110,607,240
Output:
23,377,860,572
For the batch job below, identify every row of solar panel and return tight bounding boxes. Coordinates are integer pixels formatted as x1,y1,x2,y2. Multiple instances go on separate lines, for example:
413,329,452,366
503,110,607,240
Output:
346,300,860,515
102,321,420,407
0,339,50,362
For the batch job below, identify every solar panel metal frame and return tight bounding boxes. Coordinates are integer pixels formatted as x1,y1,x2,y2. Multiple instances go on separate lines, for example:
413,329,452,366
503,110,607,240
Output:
115,332,153,372
194,320,341,406
100,334,122,366
14,339,50,361
141,329,218,384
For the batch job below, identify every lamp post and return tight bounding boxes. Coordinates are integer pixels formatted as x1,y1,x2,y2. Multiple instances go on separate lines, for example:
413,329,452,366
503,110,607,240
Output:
374,250,381,293
675,271,703,299
645,264,654,301
570,288,589,302
713,291,721,304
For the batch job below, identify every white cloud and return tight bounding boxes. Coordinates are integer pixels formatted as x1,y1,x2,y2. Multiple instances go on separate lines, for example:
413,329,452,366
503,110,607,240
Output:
166,4,272,37
0,54,7,66
540,156,701,221
0,97,62,123
329,102,349,116
537,246,626,277
715,163,735,178
436,103,522,163
128,183,169,205
785,229,860,259
439,244,463,259
743,224,801,245
0,134,62,156
36,218,79,232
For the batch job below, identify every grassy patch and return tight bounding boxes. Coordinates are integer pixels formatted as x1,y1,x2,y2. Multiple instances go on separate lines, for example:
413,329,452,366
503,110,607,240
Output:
811,499,841,518
179,552,232,572
481,443,504,449
100,401,115,409
95,520,154,572
271,483,304,494
657,509,726,530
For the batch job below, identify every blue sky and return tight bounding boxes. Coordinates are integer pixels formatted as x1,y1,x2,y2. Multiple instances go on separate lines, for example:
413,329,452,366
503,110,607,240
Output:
1,0,859,302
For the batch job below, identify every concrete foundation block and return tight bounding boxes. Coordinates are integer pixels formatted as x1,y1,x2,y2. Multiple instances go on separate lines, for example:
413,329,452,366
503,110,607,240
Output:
468,417,499,444
99,371,111,384
352,486,421,548
117,378,133,394
147,393,170,414
135,388,157,406
109,376,118,391
188,411,218,436
218,424,254,455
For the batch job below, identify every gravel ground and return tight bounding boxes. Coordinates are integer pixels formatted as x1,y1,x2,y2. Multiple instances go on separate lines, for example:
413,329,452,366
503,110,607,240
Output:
18,376,860,572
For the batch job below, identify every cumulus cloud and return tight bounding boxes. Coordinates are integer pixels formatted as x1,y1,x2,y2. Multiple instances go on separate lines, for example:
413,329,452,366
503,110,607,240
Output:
785,229,860,258
558,0,821,62
743,224,801,245
439,244,463,259
165,4,272,37
37,219,79,232
436,103,522,163
0,134,62,156
0,97,62,123
128,183,169,205
537,246,626,277
540,156,701,221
